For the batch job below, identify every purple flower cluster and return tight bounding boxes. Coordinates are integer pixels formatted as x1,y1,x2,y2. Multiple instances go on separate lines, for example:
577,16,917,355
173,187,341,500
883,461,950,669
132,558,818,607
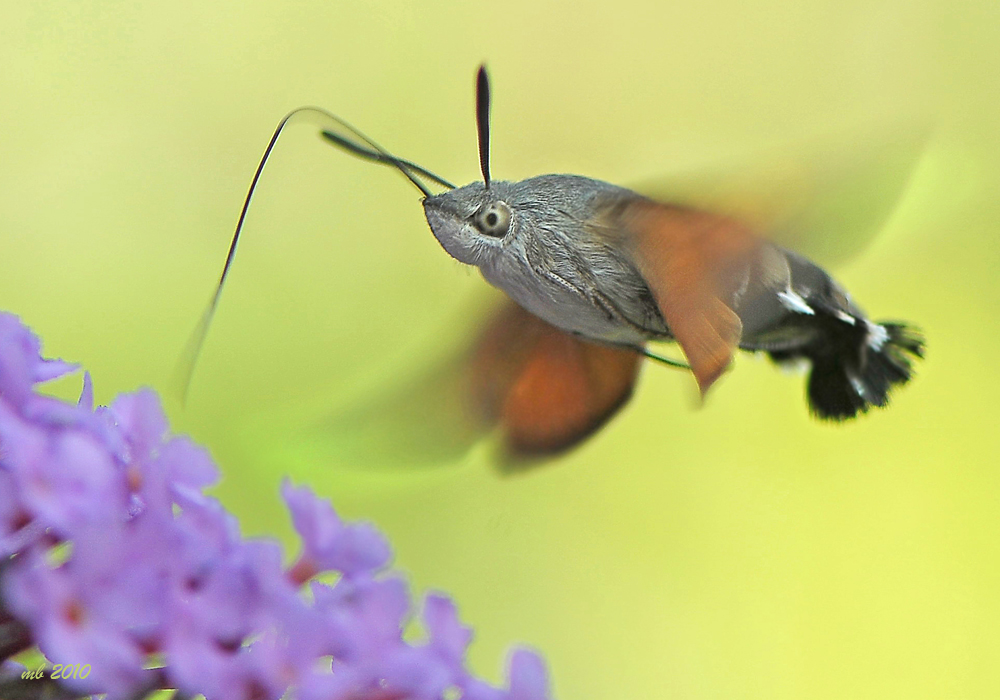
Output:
0,313,552,700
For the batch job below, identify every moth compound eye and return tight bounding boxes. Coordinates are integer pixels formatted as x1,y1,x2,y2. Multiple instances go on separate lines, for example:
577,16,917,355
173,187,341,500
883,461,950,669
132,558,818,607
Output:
474,201,512,238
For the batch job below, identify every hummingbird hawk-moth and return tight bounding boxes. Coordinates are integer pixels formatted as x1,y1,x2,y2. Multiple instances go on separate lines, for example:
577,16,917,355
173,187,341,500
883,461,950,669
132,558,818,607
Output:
180,66,924,458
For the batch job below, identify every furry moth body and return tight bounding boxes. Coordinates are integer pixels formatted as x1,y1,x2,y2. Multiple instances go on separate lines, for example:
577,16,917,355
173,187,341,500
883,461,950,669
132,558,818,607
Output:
423,173,924,423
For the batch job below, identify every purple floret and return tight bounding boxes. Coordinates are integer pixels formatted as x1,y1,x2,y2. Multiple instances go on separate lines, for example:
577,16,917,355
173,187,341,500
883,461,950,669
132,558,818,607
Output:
283,480,392,583
0,312,554,700
0,314,76,410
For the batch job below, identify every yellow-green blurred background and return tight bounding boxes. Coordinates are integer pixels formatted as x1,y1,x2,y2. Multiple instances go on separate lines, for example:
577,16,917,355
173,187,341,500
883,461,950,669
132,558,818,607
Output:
2,0,999,698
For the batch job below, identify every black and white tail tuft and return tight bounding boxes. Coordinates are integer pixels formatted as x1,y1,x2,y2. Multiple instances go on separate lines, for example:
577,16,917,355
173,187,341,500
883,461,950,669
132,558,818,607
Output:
781,314,925,420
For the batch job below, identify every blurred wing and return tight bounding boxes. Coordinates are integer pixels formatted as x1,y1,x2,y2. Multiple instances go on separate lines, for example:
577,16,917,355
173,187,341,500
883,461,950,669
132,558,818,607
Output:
591,198,766,394
307,347,492,468
633,124,928,266
313,297,642,468
468,300,643,458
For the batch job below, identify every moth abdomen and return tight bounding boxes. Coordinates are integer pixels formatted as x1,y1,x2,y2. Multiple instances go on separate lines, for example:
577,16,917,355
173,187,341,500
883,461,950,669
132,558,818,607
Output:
768,308,924,419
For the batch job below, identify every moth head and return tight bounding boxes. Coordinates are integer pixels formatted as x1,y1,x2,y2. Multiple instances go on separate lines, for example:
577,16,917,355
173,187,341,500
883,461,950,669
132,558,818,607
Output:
422,182,515,266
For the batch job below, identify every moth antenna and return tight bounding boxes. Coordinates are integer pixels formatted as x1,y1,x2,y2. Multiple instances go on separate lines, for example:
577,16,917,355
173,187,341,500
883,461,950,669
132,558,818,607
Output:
174,106,450,403
321,130,456,190
476,64,492,189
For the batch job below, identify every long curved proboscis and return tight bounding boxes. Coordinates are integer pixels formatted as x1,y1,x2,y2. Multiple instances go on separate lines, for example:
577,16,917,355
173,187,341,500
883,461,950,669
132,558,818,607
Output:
175,106,453,403
476,65,492,189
